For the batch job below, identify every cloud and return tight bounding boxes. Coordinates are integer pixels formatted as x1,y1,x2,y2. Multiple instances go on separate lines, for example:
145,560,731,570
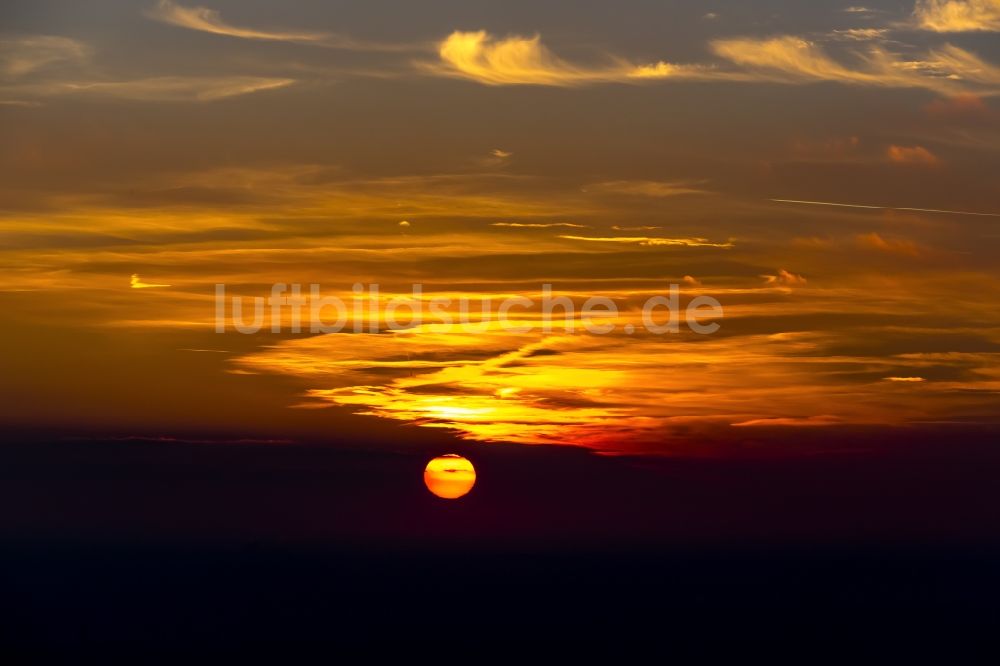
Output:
732,415,844,427
924,93,993,121
560,235,734,248
148,0,409,51
583,180,710,197
492,222,587,228
710,36,1000,94
433,30,610,85
479,147,513,167
885,376,927,382
0,28,294,104
711,36,883,83
856,232,923,256
762,269,807,286
435,31,582,85
17,75,295,101
626,61,721,80
828,28,891,41
149,0,328,43
682,275,702,286
0,35,89,78
925,43,1000,85
130,273,170,289
426,29,1000,94
913,0,1000,32
430,30,711,86
886,144,940,164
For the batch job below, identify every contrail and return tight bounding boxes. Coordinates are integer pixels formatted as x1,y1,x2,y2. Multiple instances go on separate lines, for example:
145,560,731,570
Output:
770,199,1000,218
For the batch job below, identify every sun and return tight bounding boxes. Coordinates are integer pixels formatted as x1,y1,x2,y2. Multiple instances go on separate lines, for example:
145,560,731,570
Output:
423,454,476,499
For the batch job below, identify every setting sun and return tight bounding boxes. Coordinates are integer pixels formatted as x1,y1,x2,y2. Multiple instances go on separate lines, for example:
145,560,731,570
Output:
423,454,477,499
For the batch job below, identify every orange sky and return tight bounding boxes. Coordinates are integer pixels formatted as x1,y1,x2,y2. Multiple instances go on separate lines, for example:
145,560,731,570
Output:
1,0,999,453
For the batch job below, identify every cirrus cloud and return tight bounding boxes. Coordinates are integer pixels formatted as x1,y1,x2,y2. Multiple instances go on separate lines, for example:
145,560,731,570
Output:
148,0,411,51
0,35,89,78
149,0,329,43
14,75,295,102
583,180,710,197
426,29,1000,95
913,0,1000,32
559,235,734,248
428,30,713,86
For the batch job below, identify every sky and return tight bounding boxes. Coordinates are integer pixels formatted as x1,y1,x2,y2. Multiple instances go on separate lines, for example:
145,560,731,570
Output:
1,0,999,455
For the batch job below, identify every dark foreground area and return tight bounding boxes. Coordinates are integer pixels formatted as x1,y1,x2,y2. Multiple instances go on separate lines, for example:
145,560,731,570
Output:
2,431,999,653
3,541,1000,654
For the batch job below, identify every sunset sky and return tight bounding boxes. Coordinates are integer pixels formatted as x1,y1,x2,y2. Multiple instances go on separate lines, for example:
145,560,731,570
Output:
2,0,999,455
6,2,1000,649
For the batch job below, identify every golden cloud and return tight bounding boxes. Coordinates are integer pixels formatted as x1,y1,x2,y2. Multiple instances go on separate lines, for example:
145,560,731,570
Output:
431,30,709,86
886,144,940,165
856,232,924,257
148,0,410,51
914,0,1000,32
762,269,807,286
559,235,734,248
710,36,1000,94
426,29,1000,94
130,274,171,289
149,0,329,43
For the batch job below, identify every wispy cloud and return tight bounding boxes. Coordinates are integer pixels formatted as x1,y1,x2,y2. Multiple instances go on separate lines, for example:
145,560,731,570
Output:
710,35,1000,94
827,28,891,41
148,0,410,51
856,232,923,257
887,144,940,165
559,235,734,248
913,0,1000,32
732,415,844,427
0,99,42,107
0,35,89,78
428,30,712,86
583,180,710,197
926,43,1000,85
130,273,171,289
149,0,327,42
423,28,1000,94
711,36,967,92
924,93,993,120
0,30,294,102
14,75,295,101
762,269,807,286
478,148,513,167
492,222,587,228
